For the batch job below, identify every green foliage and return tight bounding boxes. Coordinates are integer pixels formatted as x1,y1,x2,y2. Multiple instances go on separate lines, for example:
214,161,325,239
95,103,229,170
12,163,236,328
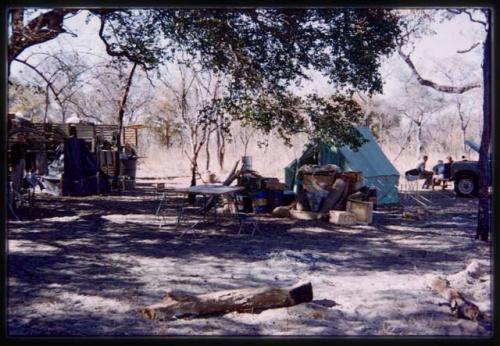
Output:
304,93,367,149
150,9,400,94
83,9,402,147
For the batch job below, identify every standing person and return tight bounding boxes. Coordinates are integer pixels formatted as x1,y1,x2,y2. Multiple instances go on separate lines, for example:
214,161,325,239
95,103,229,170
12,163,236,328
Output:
10,133,28,193
122,143,137,159
24,133,36,174
416,155,433,189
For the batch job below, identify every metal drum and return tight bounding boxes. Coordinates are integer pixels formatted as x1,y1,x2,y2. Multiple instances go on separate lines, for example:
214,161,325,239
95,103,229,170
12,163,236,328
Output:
252,189,269,213
268,189,284,210
241,156,252,172
120,158,137,178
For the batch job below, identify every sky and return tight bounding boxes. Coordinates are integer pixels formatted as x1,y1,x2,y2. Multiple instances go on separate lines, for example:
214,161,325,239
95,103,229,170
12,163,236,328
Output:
9,8,486,131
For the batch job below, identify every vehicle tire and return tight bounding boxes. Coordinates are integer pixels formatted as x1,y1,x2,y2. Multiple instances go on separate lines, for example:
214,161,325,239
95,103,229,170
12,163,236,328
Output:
454,175,478,197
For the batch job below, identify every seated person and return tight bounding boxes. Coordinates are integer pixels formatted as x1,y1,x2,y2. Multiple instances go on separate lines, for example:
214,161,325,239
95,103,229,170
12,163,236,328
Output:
417,155,433,189
431,160,445,190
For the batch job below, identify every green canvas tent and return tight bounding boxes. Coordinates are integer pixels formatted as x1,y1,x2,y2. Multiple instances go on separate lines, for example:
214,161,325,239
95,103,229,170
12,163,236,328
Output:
284,127,400,205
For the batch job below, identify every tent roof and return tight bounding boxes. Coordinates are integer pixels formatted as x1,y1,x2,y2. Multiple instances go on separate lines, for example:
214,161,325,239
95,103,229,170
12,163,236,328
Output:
334,127,399,178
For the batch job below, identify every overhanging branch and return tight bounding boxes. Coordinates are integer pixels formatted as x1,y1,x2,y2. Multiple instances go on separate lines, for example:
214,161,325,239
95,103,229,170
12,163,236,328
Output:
8,9,79,65
398,49,481,94
457,42,480,54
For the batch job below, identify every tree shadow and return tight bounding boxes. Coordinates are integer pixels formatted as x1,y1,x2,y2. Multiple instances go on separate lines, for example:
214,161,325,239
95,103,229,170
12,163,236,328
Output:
7,184,491,336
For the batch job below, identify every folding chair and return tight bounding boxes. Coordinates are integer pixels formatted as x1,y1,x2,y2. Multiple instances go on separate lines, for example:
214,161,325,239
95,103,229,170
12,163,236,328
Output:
156,189,186,230
237,213,261,236
403,173,432,207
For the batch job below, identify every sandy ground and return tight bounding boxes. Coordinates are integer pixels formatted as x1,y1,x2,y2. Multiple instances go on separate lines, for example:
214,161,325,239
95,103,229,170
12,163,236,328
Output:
7,178,492,336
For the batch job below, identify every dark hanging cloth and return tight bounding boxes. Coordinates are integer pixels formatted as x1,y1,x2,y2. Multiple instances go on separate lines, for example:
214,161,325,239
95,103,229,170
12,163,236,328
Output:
25,139,36,172
9,142,27,165
62,138,110,196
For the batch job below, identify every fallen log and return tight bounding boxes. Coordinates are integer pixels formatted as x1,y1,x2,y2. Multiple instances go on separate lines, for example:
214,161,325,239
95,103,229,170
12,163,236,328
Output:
425,275,481,321
143,281,313,321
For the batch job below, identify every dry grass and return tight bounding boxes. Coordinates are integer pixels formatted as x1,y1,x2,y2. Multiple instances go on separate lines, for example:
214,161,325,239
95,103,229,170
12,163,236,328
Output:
138,129,480,181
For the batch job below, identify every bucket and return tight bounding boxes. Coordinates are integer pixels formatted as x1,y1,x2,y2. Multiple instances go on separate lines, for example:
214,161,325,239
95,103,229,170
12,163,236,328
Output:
368,187,378,210
268,189,284,210
242,156,252,172
236,195,254,212
252,189,269,213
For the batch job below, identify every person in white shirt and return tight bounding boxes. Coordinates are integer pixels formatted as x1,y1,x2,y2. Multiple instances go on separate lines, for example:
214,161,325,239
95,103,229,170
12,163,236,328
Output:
416,155,433,189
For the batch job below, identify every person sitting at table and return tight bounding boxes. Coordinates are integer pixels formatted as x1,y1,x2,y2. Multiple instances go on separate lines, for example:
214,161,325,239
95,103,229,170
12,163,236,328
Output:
416,155,433,189
431,160,444,190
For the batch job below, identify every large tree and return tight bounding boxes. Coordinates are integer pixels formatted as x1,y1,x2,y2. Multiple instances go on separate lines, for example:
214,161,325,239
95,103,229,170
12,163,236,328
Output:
9,8,401,149
397,9,491,240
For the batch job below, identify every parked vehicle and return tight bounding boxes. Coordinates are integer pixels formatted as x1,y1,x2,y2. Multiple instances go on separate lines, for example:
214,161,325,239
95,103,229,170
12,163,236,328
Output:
450,140,491,197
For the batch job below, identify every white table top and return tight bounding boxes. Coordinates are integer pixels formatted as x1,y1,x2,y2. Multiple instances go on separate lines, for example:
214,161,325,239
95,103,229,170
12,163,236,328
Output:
172,184,245,196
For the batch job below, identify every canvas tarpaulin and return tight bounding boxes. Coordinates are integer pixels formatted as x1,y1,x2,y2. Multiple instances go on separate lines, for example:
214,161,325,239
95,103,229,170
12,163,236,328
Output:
63,138,110,196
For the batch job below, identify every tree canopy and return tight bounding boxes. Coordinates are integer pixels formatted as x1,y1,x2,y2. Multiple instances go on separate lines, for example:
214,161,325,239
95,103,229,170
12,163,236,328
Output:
9,8,401,148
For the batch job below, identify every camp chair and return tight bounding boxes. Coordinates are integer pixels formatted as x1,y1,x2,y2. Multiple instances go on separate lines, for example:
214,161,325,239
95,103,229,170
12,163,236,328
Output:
211,192,261,236
403,169,420,193
234,194,262,236
237,213,261,236
402,169,432,207
156,188,186,230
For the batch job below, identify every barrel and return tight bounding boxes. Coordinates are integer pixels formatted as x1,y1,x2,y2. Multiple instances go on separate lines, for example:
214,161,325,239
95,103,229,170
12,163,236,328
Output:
119,158,137,190
236,195,254,213
268,189,284,210
252,189,269,213
120,158,137,178
241,156,252,172
367,187,378,210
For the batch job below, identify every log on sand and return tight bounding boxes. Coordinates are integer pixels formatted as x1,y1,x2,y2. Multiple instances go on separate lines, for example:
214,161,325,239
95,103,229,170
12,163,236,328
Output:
425,275,482,321
143,281,313,321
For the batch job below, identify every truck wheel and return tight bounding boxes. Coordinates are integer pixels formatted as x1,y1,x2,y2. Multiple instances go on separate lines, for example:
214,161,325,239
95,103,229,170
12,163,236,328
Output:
454,175,478,197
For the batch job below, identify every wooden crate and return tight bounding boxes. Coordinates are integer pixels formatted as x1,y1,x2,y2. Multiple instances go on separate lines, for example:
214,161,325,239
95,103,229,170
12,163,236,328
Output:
346,199,373,224
329,210,357,225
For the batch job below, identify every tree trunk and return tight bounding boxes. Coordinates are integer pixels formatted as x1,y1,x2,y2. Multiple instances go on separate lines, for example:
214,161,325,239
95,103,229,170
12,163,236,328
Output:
43,85,50,124
165,122,171,148
142,281,313,321
205,125,211,171
188,150,199,205
476,9,491,241
415,123,423,160
462,126,467,156
114,62,138,179
217,128,225,172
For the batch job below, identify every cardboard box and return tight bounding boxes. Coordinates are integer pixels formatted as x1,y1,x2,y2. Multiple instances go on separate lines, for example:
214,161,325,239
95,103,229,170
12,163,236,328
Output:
346,199,373,224
329,210,357,225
